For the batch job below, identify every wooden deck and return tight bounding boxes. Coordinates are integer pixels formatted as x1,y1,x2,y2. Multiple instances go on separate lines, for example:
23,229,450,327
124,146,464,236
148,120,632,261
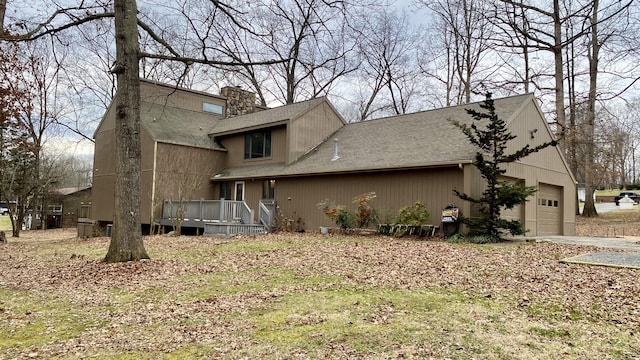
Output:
156,199,274,236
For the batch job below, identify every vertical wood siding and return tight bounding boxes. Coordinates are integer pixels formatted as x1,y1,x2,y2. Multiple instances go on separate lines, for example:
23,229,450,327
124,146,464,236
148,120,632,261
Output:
289,101,345,164
140,81,226,113
220,125,287,167
150,143,225,223
249,167,465,231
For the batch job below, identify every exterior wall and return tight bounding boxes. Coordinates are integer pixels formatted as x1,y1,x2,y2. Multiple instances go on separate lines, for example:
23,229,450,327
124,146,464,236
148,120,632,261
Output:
503,99,576,235
149,143,226,223
92,80,230,224
220,125,287,168
92,105,158,224
504,160,576,236
242,167,464,231
288,101,345,164
140,81,226,114
61,190,92,228
92,104,116,222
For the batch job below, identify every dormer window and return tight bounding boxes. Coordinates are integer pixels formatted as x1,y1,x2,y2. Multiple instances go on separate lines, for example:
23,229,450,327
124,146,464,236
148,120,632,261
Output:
244,130,271,159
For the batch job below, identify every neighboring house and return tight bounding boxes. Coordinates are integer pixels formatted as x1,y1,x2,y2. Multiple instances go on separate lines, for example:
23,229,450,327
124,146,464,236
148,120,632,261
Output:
52,186,92,228
92,80,576,236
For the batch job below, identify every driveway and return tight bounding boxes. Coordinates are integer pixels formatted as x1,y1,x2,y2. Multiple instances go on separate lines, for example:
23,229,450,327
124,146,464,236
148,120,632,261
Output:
534,235,640,251
579,202,620,214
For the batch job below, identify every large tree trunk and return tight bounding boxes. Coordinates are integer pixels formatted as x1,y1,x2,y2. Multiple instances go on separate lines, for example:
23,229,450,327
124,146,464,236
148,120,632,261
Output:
105,0,149,262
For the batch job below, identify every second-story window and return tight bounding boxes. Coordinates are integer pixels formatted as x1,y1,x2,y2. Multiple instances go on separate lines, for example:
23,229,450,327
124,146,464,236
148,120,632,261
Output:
203,102,223,114
244,130,271,159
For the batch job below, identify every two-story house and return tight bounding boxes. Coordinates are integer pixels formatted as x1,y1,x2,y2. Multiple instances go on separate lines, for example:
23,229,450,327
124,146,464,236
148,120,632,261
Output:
91,80,576,236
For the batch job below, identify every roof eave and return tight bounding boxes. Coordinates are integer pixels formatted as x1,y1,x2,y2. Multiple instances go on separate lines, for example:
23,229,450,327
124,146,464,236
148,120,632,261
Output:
209,119,289,137
210,160,473,181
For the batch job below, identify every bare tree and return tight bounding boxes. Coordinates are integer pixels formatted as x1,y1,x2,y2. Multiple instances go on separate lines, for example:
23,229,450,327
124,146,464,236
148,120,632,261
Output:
419,0,496,105
212,0,357,105
348,8,421,120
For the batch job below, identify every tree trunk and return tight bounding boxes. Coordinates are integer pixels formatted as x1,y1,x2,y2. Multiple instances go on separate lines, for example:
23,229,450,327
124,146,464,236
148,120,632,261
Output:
0,0,5,33
105,0,149,263
582,0,599,218
553,0,566,135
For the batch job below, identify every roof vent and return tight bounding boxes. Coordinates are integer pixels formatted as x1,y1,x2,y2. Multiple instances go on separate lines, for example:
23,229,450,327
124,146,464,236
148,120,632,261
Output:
331,138,340,161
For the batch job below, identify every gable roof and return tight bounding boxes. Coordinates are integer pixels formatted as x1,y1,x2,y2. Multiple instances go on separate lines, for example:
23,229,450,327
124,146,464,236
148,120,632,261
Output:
213,94,542,179
209,97,327,136
140,101,225,150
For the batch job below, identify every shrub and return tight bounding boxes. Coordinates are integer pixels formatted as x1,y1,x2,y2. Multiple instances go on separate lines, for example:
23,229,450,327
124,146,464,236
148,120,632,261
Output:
318,192,377,230
353,192,378,228
394,201,430,226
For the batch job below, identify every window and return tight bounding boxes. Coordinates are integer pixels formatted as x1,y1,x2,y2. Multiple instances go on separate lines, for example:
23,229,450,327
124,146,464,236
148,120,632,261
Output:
244,130,271,159
262,179,275,199
220,182,232,199
203,102,223,114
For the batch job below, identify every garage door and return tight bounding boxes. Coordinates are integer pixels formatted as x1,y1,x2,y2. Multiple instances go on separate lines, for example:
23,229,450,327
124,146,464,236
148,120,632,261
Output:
537,184,563,235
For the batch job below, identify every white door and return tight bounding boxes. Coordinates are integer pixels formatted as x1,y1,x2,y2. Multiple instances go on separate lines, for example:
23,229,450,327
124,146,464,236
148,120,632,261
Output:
234,181,245,201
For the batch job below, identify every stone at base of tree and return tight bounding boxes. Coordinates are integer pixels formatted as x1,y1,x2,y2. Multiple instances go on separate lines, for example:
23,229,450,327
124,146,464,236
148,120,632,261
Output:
0,231,6,244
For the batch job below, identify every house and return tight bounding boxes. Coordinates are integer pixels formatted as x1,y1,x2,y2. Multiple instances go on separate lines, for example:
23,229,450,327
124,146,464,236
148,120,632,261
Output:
91,80,576,236
51,186,92,228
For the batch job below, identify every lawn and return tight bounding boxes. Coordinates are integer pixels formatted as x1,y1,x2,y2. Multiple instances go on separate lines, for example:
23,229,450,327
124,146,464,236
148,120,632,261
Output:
0,226,639,359
0,215,11,231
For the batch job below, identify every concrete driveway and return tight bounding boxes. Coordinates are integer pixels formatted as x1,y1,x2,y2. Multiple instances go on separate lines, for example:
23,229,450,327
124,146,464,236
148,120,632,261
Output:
534,235,640,251
579,202,620,214
508,202,640,250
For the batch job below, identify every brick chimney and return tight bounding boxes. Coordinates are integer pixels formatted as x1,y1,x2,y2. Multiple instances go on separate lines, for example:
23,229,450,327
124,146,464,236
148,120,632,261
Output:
220,86,256,117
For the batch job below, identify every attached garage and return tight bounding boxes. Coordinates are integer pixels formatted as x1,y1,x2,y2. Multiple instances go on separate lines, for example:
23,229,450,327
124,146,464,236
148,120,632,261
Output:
537,183,563,236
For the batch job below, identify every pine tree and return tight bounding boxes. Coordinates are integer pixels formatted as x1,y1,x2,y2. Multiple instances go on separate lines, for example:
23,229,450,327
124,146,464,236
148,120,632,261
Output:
452,93,557,240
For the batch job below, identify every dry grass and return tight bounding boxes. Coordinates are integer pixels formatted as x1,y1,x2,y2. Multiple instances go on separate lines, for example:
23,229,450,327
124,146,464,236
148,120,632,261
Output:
577,205,640,237
0,217,639,359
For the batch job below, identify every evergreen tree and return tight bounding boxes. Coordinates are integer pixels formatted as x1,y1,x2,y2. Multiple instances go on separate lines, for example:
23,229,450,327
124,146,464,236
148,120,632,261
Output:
452,93,557,240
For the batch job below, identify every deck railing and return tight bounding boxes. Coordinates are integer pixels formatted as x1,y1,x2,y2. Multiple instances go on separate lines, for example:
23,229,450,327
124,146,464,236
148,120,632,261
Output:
258,200,276,231
162,199,253,223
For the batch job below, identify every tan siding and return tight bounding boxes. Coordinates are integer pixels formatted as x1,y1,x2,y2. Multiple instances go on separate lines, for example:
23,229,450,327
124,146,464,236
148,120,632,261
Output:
289,101,345,163
507,101,567,173
503,161,576,236
140,81,226,113
91,175,115,222
268,168,464,231
91,106,116,222
220,125,287,167
152,143,225,221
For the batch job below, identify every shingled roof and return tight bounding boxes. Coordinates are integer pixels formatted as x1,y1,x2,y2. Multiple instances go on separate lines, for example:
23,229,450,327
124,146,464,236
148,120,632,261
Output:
140,101,225,150
209,97,327,136
213,94,536,179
